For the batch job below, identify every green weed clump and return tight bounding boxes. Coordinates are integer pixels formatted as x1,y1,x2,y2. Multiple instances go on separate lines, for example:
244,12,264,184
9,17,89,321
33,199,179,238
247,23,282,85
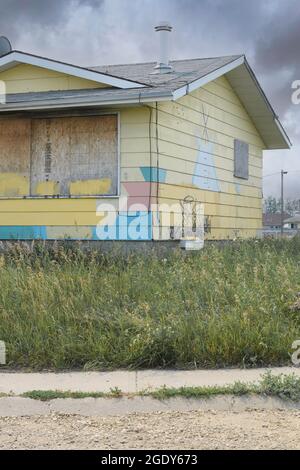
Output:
259,371,300,401
20,374,300,402
0,238,300,370
21,388,122,401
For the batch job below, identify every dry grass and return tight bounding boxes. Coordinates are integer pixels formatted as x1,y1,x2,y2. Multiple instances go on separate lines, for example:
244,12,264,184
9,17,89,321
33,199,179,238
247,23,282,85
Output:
0,238,299,370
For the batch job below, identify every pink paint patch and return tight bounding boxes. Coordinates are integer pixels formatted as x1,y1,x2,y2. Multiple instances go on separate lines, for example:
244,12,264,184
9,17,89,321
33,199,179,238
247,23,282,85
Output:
122,182,157,210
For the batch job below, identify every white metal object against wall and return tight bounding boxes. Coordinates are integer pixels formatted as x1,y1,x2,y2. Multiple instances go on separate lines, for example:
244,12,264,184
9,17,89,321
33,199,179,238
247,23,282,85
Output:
0,341,6,365
180,239,205,251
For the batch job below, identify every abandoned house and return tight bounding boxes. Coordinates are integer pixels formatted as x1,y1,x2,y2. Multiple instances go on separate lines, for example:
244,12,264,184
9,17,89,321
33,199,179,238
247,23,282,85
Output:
0,25,290,245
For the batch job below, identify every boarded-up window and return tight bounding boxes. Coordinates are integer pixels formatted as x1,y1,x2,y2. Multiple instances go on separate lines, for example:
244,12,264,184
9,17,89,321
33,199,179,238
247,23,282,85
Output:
0,114,118,197
234,139,249,180
0,118,31,197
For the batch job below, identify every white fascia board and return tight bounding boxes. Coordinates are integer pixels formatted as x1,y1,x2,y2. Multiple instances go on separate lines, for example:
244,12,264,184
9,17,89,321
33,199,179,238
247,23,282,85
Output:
0,52,145,89
274,117,292,149
0,93,172,112
172,56,245,100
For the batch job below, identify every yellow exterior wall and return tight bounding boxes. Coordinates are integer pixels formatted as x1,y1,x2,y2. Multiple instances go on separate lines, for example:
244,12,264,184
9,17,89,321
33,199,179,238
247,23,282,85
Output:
151,75,264,240
0,64,109,93
0,107,152,234
0,70,265,241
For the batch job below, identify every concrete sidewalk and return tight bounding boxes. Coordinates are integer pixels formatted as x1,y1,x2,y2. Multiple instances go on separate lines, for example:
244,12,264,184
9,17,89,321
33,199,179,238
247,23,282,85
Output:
1,395,300,418
0,367,299,394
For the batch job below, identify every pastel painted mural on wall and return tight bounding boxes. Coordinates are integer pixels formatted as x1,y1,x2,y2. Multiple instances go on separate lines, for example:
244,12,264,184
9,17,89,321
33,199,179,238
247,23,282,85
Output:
94,166,167,241
0,169,158,241
235,182,241,194
140,167,167,184
95,211,152,241
192,139,220,192
94,168,156,241
122,182,156,208
192,105,220,193
0,226,47,240
0,218,152,241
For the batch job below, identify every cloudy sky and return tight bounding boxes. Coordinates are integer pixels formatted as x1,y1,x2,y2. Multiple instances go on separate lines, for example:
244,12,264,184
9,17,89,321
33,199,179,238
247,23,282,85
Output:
0,0,299,198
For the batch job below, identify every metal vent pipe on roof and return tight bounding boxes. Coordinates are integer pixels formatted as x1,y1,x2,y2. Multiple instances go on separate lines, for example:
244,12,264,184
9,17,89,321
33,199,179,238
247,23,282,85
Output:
153,22,173,74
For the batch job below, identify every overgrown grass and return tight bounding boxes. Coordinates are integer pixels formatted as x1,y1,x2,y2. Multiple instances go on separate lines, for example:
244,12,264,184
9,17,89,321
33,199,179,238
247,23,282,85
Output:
0,238,300,370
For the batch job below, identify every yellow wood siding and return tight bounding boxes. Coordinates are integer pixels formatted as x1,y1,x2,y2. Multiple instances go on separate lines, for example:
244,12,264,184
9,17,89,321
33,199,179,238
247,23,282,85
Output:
0,107,151,229
153,75,264,240
0,71,264,241
0,64,109,93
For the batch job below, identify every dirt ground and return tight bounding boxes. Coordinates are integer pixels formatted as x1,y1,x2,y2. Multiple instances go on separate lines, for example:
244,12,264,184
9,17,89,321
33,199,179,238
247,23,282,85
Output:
1,409,300,450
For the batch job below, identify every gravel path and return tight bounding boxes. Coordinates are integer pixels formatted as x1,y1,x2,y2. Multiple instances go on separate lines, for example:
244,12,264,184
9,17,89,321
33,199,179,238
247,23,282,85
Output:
1,409,300,450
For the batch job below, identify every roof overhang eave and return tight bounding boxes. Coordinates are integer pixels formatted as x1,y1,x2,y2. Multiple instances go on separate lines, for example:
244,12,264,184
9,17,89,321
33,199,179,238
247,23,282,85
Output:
171,55,291,150
172,56,245,100
0,91,173,112
273,117,292,149
0,51,146,89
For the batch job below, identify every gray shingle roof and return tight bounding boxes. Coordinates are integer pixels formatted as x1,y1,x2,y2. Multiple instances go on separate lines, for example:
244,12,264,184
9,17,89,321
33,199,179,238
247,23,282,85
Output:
263,212,291,227
0,53,290,149
2,55,243,107
90,56,242,91
284,215,300,224
2,55,242,106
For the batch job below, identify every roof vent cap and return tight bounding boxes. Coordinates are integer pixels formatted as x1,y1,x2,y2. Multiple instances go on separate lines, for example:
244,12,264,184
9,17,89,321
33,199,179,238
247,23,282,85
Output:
152,22,173,74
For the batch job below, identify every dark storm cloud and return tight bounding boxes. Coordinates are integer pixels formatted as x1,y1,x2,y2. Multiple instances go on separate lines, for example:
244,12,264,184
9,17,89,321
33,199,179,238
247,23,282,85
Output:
0,0,104,37
0,0,299,196
255,5,300,72
253,1,300,115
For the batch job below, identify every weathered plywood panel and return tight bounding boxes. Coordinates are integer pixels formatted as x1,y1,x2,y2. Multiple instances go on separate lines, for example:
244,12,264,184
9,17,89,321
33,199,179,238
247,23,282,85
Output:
30,115,118,196
0,118,31,196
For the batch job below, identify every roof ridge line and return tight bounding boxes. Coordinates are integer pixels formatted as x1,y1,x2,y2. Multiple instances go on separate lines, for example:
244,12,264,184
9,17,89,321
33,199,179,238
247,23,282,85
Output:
90,54,244,69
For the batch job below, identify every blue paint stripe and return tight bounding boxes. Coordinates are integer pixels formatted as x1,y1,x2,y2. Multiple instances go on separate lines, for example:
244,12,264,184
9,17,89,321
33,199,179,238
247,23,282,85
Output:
0,226,45,240
94,211,152,241
0,216,153,241
140,167,167,183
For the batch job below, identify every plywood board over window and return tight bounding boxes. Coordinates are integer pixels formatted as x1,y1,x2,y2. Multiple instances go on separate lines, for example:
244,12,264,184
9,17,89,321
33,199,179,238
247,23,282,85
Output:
31,115,118,196
0,114,118,198
0,118,31,197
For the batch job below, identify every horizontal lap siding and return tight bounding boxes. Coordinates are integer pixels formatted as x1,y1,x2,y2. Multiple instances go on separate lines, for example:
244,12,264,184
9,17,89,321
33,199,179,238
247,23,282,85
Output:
0,73,264,241
0,64,108,93
0,108,151,230
155,75,264,240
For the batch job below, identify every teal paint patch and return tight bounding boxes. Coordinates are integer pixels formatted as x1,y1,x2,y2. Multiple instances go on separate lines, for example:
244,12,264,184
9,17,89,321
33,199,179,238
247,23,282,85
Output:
0,215,153,241
193,140,220,192
0,226,47,240
140,167,167,183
